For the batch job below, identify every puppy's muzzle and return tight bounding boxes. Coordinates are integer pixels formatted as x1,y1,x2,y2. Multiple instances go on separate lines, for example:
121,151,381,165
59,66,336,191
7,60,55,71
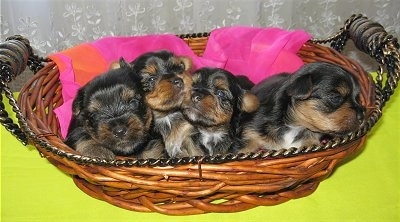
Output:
112,125,127,138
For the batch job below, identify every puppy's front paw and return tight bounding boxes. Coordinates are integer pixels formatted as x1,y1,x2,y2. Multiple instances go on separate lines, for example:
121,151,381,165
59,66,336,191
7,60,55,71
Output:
76,140,116,160
83,148,116,160
136,139,167,159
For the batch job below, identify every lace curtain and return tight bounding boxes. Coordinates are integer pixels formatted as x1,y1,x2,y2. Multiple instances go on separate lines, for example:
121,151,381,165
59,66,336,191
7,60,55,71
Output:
1,0,399,89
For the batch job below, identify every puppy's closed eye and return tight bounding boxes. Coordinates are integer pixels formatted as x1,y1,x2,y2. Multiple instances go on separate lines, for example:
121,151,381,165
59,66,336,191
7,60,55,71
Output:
326,92,344,107
128,98,140,108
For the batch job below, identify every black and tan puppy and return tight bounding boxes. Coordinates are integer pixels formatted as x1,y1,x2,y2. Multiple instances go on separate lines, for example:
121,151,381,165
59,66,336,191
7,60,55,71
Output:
64,59,153,160
236,62,365,153
129,50,200,158
182,67,260,156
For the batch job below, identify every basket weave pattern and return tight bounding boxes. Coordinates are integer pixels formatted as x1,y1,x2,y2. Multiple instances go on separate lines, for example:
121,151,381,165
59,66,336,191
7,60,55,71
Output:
16,40,372,215
0,14,398,215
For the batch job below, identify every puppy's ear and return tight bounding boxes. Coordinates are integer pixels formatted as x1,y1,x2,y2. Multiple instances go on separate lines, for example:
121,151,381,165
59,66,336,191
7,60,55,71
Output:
236,75,255,90
109,61,120,70
109,57,131,70
178,56,193,72
118,57,131,68
286,74,313,100
241,91,259,113
72,88,85,116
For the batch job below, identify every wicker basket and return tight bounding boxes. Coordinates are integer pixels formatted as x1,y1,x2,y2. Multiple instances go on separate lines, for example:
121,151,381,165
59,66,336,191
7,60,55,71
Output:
0,14,399,215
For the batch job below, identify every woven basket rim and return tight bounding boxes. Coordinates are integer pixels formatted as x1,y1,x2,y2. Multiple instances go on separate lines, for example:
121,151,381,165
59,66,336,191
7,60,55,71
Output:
16,38,378,167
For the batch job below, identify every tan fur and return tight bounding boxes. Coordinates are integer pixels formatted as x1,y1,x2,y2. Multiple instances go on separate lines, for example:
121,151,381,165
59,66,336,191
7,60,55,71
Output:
152,110,201,158
176,56,193,72
191,72,201,83
164,120,202,158
109,61,121,70
76,139,115,160
65,59,153,160
143,63,159,75
93,115,147,142
292,100,359,133
337,84,350,95
120,88,136,102
241,92,260,113
144,109,153,133
200,95,231,125
240,129,280,153
145,79,184,111
213,78,230,91
181,73,193,97
137,139,166,159
237,62,365,154
136,52,197,158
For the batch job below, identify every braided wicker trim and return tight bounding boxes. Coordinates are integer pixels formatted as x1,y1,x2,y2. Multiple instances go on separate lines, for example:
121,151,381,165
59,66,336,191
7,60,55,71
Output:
16,39,377,167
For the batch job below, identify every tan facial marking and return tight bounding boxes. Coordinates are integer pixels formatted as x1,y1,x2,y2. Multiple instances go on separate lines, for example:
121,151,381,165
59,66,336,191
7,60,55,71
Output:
213,78,230,91
143,63,159,75
120,88,135,101
336,84,350,96
292,100,359,133
145,79,182,110
201,95,231,125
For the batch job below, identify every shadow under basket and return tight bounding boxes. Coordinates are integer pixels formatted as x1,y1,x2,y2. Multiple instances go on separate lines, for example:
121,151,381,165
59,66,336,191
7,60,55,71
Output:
1,14,399,215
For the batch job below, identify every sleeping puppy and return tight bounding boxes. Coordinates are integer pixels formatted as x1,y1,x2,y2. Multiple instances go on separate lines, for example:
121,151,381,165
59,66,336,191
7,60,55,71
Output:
64,59,153,160
182,67,259,156
236,62,365,153
129,50,201,158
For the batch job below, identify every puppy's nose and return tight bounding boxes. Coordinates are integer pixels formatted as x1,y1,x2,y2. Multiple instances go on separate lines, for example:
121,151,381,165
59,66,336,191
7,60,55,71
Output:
191,92,203,103
171,77,183,88
113,126,127,138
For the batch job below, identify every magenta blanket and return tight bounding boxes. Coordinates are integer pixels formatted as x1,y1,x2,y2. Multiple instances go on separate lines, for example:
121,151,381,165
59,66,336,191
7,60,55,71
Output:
50,27,311,138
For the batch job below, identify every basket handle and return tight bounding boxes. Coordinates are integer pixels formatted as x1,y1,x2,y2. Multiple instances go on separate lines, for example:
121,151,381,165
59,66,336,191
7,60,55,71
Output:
314,14,400,108
0,35,46,145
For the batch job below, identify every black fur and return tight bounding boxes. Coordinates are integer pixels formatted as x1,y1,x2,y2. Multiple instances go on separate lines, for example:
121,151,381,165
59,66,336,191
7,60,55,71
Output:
235,62,365,153
129,50,200,158
182,67,259,155
64,59,153,160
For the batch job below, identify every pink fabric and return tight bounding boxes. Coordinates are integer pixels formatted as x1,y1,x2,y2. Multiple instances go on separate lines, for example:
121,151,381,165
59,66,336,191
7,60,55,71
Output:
203,26,311,83
51,28,311,138
91,35,211,69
